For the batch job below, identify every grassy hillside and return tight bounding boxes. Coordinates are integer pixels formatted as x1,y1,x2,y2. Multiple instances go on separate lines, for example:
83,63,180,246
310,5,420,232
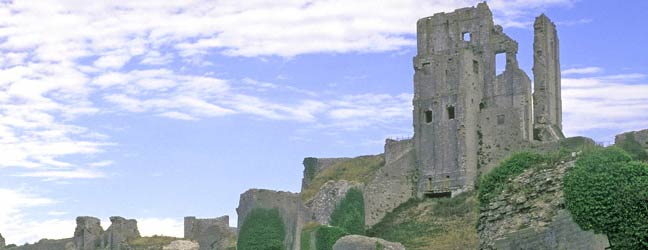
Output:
301,155,384,201
367,192,479,250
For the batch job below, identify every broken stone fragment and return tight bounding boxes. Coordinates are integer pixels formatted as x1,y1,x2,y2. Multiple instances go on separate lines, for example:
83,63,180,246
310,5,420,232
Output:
333,235,405,250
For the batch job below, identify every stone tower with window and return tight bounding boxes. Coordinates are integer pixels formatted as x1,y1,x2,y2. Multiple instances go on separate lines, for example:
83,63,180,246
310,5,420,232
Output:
412,3,562,198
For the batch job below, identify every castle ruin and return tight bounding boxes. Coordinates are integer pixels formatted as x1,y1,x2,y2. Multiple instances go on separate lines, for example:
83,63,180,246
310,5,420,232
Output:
413,3,563,198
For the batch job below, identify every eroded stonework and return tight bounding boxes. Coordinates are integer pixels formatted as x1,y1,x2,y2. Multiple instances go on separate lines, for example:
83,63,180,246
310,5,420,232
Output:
184,216,236,250
413,3,564,198
332,235,405,250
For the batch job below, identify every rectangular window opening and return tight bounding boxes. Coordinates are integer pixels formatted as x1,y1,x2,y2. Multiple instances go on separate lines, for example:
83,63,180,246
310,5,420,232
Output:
497,114,505,125
462,32,471,41
472,60,479,74
447,106,455,120
425,110,433,123
496,53,506,75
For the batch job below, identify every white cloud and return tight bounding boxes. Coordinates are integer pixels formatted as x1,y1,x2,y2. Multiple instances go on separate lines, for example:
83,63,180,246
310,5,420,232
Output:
0,188,74,245
13,169,106,180
138,218,184,237
562,72,648,142
562,66,602,75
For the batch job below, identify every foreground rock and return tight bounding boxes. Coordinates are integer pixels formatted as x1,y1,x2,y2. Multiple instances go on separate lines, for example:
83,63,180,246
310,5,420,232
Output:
333,235,405,250
162,240,199,250
478,159,610,249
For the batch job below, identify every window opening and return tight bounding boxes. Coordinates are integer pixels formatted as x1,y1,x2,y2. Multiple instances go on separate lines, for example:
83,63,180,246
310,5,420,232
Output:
462,32,471,41
425,110,433,123
497,114,505,125
447,106,455,120
473,60,479,74
496,53,506,75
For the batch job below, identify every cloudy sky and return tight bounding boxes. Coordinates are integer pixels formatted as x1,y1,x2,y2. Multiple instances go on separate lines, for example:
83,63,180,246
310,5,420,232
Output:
1,0,647,244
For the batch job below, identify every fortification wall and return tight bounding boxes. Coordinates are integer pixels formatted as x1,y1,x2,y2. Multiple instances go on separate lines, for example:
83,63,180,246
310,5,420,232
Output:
184,216,235,250
236,189,304,250
364,139,416,227
615,128,648,147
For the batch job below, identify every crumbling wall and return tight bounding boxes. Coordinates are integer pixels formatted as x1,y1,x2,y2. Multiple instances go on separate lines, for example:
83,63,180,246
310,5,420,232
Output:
301,157,351,192
615,128,648,146
364,139,416,227
305,180,363,225
184,216,235,250
236,189,304,250
477,159,609,249
104,217,140,250
0,233,5,249
533,14,564,141
413,3,535,197
12,239,75,250
74,216,104,250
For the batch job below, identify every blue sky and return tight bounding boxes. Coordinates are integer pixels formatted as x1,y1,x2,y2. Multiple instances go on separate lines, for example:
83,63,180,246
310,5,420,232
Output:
1,0,647,244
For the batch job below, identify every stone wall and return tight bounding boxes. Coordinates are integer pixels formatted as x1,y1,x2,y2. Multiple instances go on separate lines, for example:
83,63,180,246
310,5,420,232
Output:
1,233,5,248
364,139,416,227
332,235,405,250
304,180,363,225
104,217,140,250
184,216,235,250
477,158,609,249
615,128,648,147
301,157,351,192
12,239,75,250
74,216,104,250
236,189,304,250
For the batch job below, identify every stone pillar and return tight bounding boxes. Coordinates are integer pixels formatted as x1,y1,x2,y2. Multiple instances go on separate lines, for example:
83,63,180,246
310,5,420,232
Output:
533,14,564,141
105,216,140,250
73,216,103,250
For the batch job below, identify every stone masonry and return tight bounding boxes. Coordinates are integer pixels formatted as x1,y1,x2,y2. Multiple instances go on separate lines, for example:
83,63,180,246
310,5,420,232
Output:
477,158,609,249
74,216,103,250
236,189,305,250
413,3,563,198
615,128,648,146
184,216,235,250
1,233,5,249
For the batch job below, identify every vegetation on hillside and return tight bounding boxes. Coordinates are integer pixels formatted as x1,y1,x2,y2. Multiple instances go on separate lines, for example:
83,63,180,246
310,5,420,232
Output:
301,155,384,201
477,151,547,207
617,133,648,161
564,146,648,249
127,236,180,250
330,188,365,235
367,192,478,250
237,208,285,250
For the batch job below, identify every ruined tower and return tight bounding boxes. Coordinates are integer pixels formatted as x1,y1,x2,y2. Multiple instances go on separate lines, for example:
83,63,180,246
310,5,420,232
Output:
413,3,541,198
533,14,564,141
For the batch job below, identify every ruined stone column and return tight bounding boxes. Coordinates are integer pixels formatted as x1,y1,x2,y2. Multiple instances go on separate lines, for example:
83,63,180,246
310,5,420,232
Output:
533,14,564,141
73,216,103,250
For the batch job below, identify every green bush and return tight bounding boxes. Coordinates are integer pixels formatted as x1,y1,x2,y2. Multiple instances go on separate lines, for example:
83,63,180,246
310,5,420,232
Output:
330,188,365,235
478,152,545,207
564,147,648,249
618,133,648,161
315,226,348,250
237,208,286,250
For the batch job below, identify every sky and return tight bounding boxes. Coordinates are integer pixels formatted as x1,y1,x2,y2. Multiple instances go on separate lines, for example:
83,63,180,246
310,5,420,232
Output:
0,0,647,245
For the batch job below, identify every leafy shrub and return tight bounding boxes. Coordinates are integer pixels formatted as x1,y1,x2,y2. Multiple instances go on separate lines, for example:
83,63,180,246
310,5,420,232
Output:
478,152,545,207
237,208,285,250
300,222,320,250
618,133,648,161
315,226,348,250
330,188,365,235
564,147,648,249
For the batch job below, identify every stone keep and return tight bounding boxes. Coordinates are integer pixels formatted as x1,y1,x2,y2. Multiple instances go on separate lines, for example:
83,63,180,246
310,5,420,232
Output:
73,216,103,250
412,3,563,198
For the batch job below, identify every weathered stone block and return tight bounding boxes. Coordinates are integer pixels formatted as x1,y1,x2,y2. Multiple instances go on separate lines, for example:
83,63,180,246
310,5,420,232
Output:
332,235,405,250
